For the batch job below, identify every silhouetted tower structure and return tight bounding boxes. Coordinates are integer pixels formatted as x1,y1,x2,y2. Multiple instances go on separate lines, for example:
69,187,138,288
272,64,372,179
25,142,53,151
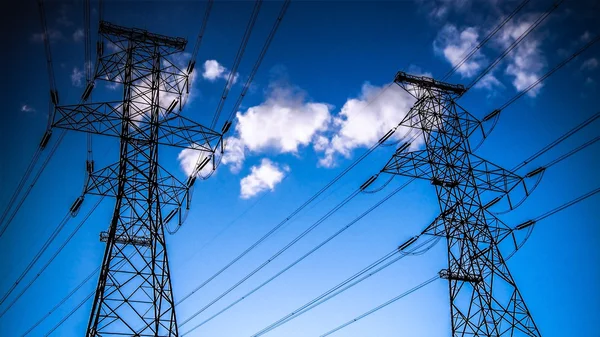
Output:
52,21,221,336
380,72,541,336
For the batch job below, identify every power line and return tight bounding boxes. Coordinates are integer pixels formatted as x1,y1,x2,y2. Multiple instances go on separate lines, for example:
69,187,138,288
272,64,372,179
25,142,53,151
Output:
498,33,600,111
176,101,407,306
223,0,292,126
0,197,104,317
179,186,363,326
21,267,98,336
248,236,440,337
0,195,85,307
513,111,600,171
466,0,564,91
190,0,214,63
210,0,263,129
534,186,600,223
181,178,416,335
319,275,440,337
442,0,531,80
0,0,67,239
44,290,94,337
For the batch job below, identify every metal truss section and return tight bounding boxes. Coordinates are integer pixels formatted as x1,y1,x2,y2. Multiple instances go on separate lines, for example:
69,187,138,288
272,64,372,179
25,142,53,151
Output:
49,20,219,337
381,72,542,337
85,160,188,208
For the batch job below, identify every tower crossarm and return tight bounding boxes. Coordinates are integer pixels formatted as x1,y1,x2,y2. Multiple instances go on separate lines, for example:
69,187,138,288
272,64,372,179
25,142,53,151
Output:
53,102,221,152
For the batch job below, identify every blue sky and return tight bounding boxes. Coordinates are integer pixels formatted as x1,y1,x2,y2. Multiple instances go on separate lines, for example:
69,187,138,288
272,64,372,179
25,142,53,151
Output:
0,0,599,336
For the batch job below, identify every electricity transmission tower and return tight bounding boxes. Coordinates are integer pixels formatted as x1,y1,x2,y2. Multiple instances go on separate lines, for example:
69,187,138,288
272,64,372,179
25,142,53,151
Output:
52,21,221,336
381,72,541,336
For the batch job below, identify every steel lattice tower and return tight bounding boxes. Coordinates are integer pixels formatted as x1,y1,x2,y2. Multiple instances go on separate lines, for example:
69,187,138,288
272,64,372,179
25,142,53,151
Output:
381,72,541,336
52,21,221,336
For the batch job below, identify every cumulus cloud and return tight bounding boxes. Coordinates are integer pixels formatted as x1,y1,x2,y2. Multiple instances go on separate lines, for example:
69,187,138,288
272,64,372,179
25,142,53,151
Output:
220,137,246,173
581,58,598,71
498,16,546,97
240,158,289,199
202,60,239,84
73,28,84,42
434,24,486,78
235,83,332,154
21,105,36,113
316,83,418,168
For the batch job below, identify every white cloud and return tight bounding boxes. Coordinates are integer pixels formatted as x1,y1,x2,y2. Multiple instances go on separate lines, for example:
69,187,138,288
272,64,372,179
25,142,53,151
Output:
316,83,418,168
434,24,485,78
498,17,546,97
240,158,289,199
73,28,84,42
220,137,246,173
581,58,598,71
21,105,36,113
202,60,239,84
71,67,84,87
474,73,503,90
235,83,332,154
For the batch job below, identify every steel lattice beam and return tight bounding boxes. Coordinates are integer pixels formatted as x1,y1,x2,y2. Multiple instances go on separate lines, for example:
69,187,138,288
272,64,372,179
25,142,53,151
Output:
51,21,220,337
381,71,542,336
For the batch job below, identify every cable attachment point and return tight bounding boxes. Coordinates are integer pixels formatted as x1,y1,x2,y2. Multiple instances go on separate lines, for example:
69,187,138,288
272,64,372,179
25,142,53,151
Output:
70,196,84,217
221,121,232,134
378,129,395,144
81,82,95,101
515,219,536,230
360,175,378,191
525,166,546,178
50,90,59,106
396,141,411,154
483,109,501,122
86,160,95,174
96,41,104,56
166,98,179,114
398,236,418,251
164,208,179,224
39,130,53,150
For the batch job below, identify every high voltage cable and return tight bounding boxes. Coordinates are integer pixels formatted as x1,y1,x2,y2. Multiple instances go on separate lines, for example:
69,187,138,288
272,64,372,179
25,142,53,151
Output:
178,187,364,326
0,0,66,239
31,249,141,336
442,0,531,80
223,0,292,125
176,98,407,306
318,187,600,337
0,131,67,239
543,135,600,169
243,88,598,337
466,0,564,91
181,178,416,335
513,111,600,171
44,290,94,336
533,186,600,223
0,194,85,306
190,0,214,62
319,275,440,337
210,0,263,129
0,197,104,317
21,267,98,336
248,236,440,337
498,34,600,111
